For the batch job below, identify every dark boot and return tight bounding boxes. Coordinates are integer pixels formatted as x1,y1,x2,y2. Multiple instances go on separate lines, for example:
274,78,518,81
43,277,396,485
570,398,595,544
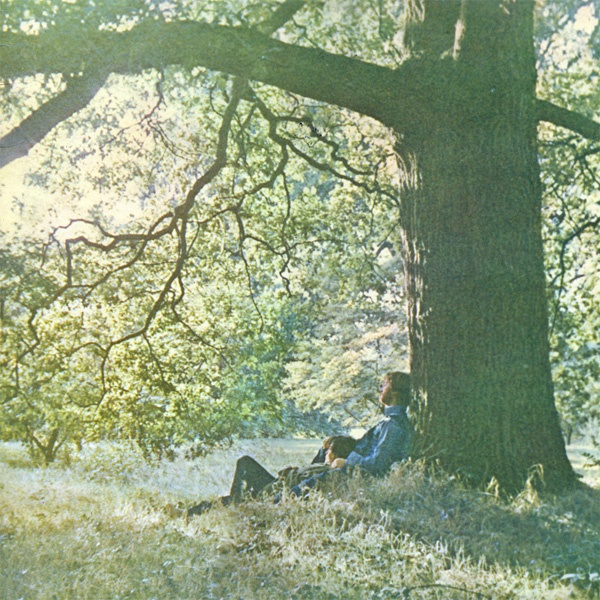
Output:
187,495,233,518
186,500,214,517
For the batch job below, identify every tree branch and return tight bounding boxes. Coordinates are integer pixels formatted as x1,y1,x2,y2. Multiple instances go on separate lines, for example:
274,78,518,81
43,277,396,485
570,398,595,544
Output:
1,19,408,139
251,90,397,204
0,0,323,172
549,216,600,336
5,11,600,173
537,99,600,141
24,1,309,402
0,72,108,169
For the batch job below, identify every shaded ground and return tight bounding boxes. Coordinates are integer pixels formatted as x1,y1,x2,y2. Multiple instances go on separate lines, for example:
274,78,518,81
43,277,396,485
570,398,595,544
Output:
0,439,598,599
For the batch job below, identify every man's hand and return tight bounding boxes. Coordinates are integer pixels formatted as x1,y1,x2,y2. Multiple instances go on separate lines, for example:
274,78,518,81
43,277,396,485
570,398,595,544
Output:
331,458,346,469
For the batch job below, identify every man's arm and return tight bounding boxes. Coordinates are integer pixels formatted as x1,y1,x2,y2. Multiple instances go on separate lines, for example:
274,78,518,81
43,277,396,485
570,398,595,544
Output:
345,419,411,475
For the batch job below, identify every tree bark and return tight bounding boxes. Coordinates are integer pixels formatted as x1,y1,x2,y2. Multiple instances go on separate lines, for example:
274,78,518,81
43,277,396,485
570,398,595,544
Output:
396,0,576,492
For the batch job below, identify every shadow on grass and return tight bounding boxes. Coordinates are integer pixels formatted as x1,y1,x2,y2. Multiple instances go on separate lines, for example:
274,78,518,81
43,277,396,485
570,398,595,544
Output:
2,441,599,599
333,463,600,593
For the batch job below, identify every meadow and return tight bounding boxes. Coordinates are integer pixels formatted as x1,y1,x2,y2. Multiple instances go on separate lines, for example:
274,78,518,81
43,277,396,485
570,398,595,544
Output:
0,438,598,599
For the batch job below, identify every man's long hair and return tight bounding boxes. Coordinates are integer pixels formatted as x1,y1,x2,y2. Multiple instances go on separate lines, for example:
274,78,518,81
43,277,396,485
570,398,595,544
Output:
385,371,411,407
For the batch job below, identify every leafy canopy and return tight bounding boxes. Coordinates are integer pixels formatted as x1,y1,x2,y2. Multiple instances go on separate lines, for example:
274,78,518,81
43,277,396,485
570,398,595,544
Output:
0,0,598,460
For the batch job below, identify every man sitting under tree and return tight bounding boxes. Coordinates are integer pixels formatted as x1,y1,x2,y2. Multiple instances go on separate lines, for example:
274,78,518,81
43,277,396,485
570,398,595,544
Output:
288,371,414,497
187,372,414,516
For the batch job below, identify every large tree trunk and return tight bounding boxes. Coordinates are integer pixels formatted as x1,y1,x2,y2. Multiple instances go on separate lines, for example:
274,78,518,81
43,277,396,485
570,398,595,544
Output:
395,0,576,492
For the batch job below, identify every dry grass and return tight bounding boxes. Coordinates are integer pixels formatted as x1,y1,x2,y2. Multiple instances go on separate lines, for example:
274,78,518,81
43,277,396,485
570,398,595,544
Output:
0,440,598,599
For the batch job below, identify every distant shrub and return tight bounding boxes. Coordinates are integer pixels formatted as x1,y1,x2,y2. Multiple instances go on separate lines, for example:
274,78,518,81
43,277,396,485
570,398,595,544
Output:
0,442,34,469
69,442,153,484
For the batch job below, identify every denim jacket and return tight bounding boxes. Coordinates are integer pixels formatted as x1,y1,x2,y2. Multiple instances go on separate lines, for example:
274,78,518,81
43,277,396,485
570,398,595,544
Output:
290,405,413,496
345,405,413,476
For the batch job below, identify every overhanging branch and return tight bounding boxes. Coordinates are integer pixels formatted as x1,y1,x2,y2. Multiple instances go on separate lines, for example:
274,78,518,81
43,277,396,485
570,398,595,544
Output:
1,19,408,150
0,72,108,169
537,99,600,141
0,0,311,171
13,0,309,403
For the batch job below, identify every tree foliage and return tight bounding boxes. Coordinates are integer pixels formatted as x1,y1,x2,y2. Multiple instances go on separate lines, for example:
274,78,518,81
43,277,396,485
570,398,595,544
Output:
536,1,600,440
0,0,598,485
1,0,405,458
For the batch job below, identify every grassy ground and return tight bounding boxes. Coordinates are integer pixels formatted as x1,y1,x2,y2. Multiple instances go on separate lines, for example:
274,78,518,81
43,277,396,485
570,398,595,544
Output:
0,439,599,599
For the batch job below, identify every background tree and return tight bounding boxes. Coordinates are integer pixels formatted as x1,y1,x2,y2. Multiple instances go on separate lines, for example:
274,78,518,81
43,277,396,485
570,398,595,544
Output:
536,2,600,443
1,0,599,490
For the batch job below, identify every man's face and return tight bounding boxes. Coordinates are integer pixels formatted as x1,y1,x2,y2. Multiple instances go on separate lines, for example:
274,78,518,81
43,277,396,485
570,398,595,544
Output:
379,378,393,406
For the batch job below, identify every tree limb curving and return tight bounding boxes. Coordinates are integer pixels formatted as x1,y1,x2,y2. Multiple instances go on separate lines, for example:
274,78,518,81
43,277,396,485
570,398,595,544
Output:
0,72,108,169
537,99,600,141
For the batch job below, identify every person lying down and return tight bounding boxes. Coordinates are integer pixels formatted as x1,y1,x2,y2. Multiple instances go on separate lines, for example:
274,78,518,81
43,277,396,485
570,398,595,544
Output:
187,435,357,517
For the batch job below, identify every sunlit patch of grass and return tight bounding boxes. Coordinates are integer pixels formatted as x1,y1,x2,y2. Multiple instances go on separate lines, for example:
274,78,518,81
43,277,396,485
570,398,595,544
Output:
569,437,600,488
0,440,598,599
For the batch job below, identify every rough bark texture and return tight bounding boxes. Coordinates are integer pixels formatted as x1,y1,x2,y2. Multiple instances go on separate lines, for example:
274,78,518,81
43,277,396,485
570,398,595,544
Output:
396,0,575,492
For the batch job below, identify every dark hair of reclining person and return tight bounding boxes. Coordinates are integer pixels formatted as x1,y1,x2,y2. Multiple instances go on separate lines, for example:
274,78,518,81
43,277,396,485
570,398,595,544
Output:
311,435,356,465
